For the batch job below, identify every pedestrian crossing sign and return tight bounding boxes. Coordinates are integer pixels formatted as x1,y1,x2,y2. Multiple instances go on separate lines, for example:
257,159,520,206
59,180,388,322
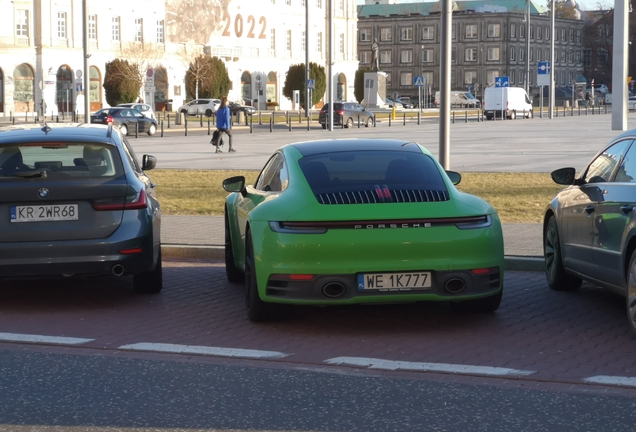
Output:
414,76,425,87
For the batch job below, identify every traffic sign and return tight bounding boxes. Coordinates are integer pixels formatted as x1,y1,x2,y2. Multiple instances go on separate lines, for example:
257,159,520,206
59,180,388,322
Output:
414,76,425,87
307,79,315,90
495,76,509,88
538,62,550,74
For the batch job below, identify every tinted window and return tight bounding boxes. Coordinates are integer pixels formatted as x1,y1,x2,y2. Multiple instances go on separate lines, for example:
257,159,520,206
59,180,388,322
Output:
255,153,288,192
299,151,447,195
0,143,124,180
585,140,632,183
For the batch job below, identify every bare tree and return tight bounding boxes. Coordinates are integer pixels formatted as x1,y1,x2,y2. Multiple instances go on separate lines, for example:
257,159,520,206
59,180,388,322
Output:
176,43,210,99
117,42,165,97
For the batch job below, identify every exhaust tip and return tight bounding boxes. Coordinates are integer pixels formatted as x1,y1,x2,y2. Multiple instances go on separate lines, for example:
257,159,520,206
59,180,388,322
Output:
112,264,125,276
322,282,346,298
444,278,466,294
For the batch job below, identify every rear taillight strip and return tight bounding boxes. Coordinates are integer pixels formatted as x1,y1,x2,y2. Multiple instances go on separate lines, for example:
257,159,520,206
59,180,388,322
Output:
93,189,147,211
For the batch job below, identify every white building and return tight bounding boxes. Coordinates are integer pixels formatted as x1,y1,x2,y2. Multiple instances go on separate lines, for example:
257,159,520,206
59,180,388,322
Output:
0,0,359,115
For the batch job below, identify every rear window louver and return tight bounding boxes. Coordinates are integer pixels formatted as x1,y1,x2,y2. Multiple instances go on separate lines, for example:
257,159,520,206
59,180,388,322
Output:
316,189,449,204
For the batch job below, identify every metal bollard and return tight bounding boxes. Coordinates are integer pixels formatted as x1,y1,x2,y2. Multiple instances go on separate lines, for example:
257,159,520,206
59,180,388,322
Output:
207,119,211,135
270,116,273,132
167,114,171,128
259,111,262,125
185,117,188,136
417,111,421,125
56,115,59,123
341,114,344,129
200,114,203,127
286,111,289,124
388,114,391,127
358,114,361,128
306,114,309,131
465,111,468,123
161,120,164,137
135,122,139,138
250,113,253,133
403,112,406,126
298,113,301,124
9,111,12,122
12,116,15,125
373,114,376,127
25,111,28,122
452,111,455,124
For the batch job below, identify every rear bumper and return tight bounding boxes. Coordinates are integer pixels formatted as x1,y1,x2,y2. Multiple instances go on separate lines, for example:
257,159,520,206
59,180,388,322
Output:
0,213,160,278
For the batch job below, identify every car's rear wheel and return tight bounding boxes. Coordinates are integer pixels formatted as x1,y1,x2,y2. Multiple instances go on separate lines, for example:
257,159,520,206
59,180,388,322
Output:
120,124,128,135
449,290,502,313
626,250,636,335
544,216,582,291
245,231,277,322
147,124,156,136
366,117,373,127
322,123,327,129
225,209,244,284
527,109,533,119
345,117,353,128
485,114,493,120
205,109,213,117
133,250,163,294
509,110,516,120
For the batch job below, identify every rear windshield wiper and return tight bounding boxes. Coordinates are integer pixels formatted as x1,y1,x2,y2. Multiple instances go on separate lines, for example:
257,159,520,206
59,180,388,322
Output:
10,170,48,178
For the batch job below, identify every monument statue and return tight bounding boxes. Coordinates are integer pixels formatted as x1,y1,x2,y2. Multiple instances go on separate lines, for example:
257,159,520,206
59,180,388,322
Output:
371,38,380,71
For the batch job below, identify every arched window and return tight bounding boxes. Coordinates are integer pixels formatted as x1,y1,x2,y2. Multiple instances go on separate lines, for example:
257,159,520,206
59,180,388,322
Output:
89,66,102,112
154,67,168,112
337,73,346,101
56,65,73,113
241,71,251,102
266,72,277,103
13,64,34,112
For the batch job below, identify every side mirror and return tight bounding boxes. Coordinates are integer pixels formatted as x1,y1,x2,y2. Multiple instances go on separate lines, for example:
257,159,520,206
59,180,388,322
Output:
142,154,157,171
223,175,246,194
550,167,576,185
446,170,462,185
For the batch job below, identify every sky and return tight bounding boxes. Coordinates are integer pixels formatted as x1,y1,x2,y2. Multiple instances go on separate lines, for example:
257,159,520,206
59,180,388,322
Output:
355,0,613,12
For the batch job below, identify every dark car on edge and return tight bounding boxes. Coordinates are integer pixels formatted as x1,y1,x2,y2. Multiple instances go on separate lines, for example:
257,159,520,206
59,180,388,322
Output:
318,102,374,129
91,108,158,136
229,101,256,117
0,123,162,293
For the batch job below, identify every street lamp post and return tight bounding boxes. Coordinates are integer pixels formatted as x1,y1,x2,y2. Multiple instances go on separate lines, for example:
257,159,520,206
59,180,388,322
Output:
525,0,531,96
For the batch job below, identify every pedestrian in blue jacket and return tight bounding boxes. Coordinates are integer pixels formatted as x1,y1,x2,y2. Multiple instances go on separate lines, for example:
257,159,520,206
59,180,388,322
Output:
214,96,234,153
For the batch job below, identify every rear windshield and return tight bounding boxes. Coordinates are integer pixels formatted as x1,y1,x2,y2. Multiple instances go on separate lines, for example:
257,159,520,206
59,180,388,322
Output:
298,150,447,197
0,142,124,180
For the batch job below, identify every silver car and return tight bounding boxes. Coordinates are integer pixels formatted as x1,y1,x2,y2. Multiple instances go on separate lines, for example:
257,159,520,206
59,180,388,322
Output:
545,129,636,333
117,103,156,120
0,123,162,293
177,99,220,117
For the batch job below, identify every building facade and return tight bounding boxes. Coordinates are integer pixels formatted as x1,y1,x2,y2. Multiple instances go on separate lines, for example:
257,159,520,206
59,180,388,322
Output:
0,0,358,115
357,1,585,101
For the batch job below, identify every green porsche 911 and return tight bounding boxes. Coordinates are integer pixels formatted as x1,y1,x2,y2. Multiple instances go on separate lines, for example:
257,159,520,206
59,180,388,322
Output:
223,139,504,321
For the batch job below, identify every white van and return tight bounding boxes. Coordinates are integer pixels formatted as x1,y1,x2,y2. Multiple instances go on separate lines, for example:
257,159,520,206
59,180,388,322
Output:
434,91,480,108
483,87,533,120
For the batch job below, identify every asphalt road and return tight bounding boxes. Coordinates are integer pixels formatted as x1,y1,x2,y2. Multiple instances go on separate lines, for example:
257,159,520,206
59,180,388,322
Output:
127,112,627,172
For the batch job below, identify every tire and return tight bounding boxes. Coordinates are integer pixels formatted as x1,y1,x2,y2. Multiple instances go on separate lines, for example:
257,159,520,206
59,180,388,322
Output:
180,110,187,115
119,124,128,136
626,250,636,335
366,117,373,128
528,109,534,119
205,109,213,117
486,115,493,120
345,117,353,129
544,216,582,291
509,110,516,120
147,124,156,136
244,231,276,322
133,249,163,294
449,290,502,313
225,209,244,284
321,123,327,129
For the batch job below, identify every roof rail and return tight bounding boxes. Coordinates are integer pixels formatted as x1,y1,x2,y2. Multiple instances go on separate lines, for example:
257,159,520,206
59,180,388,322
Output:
107,123,113,138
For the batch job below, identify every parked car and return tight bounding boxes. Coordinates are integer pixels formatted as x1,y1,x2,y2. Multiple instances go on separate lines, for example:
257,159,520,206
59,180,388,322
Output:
177,99,221,117
228,101,256,116
318,102,374,129
0,123,162,293
544,129,636,333
117,103,155,120
223,139,505,321
90,108,158,136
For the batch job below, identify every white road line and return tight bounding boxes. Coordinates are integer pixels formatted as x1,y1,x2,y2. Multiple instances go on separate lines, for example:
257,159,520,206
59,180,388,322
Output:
0,332,94,345
584,375,636,387
324,356,536,377
118,342,290,359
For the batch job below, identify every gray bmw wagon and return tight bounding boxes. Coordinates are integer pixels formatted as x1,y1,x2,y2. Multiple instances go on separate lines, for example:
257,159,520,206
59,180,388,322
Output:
0,123,162,293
